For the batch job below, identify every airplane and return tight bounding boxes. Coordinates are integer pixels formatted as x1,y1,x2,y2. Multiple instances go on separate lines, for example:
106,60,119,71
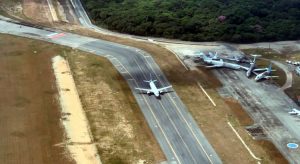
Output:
135,78,172,98
240,54,266,77
197,52,241,69
288,108,300,116
253,63,278,81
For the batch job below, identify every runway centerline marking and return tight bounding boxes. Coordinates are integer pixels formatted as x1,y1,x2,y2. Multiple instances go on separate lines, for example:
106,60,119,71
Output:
197,82,216,107
158,101,198,163
144,57,215,163
227,122,261,161
132,57,182,163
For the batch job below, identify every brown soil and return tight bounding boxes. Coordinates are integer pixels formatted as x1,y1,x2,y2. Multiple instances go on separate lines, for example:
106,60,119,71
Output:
256,140,289,164
65,53,165,163
22,0,52,23
0,4,289,160
224,99,254,126
0,34,73,164
67,28,290,163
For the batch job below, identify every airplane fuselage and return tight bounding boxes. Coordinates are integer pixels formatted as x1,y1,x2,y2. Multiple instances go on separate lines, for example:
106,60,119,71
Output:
204,59,240,69
255,71,270,81
246,63,255,77
149,81,160,97
289,109,300,116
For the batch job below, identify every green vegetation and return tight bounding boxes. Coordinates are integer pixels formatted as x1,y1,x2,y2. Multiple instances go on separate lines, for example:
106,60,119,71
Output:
82,0,300,43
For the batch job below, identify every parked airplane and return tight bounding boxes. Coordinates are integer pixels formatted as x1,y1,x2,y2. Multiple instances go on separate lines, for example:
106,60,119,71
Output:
240,54,266,77
253,63,278,81
197,52,241,69
135,79,172,98
289,108,300,116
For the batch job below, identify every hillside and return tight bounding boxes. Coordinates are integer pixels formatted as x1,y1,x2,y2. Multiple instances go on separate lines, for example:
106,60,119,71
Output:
82,0,300,43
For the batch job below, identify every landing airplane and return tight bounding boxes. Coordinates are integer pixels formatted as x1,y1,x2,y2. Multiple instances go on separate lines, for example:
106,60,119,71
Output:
289,108,300,116
198,52,241,69
135,79,172,98
253,63,278,81
240,54,266,77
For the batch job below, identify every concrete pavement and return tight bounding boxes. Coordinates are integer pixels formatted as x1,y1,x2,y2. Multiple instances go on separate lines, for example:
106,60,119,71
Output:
0,18,222,164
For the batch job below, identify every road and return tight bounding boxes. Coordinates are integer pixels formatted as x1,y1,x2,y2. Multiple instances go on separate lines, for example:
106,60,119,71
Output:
0,18,222,164
269,60,293,90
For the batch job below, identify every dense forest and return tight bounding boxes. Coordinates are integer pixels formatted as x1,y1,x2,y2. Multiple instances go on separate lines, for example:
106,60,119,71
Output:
82,0,300,43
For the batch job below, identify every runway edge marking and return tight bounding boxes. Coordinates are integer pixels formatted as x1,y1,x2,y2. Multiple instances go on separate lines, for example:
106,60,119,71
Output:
197,82,217,107
227,122,262,161
132,57,182,164
143,56,216,163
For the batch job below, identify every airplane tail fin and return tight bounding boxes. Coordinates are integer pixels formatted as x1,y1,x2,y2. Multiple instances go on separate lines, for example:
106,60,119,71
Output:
213,52,219,59
251,54,261,63
268,63,273,72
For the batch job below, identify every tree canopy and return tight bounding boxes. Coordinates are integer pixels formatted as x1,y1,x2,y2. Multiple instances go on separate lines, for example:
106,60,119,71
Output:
82,0,300,43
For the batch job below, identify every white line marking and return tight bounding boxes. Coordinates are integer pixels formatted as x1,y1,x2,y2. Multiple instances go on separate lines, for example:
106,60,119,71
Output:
167,93,214,164
45,0,58,21
158,101,197,163
197,82,216,107
132,58,183,163
143,58,214,163
227,122,262,161
165,47,188,70
47,32,58,37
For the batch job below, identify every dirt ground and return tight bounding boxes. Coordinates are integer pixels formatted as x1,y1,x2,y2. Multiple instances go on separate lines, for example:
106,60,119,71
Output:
0,34,73,164
0,2,290,161
70,28,292,163
22,0,54,23
65,52,165,164
52,56,101,164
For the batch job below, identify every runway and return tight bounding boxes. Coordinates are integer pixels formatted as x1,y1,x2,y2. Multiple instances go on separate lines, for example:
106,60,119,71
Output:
0,18,222,163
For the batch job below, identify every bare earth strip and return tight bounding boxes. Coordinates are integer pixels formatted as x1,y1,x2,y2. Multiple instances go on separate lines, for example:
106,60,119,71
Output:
0,34,73,164
52,55,102,164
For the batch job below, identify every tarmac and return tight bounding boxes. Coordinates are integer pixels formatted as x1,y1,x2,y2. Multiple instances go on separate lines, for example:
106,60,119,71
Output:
169,45,300,163
215,69,300,163
0,18,222,164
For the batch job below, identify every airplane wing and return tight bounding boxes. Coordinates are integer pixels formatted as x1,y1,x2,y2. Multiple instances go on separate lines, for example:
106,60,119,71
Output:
253,68,268,72
135,88,152,92
265,76,279,79
240,66,249,71
157,86,172,92
205,65,223,68
252,71,259,75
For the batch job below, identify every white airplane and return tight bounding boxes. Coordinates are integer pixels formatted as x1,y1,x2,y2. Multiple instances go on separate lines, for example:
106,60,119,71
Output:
135,79,172,98
253,63,278,81
289,108,300,116
240,54,266,77
197,52,241,69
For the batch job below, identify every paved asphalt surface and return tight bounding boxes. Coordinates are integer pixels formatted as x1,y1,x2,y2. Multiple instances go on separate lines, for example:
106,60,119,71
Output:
0,18,222,164
171,45,300,163
215,69,300,163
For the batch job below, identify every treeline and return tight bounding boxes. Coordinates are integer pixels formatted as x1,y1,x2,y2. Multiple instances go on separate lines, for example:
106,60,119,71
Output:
81,0,300,43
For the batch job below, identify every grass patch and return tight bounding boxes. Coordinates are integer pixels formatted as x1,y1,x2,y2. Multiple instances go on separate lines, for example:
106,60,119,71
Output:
242,48,284,60
224,99,254,126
